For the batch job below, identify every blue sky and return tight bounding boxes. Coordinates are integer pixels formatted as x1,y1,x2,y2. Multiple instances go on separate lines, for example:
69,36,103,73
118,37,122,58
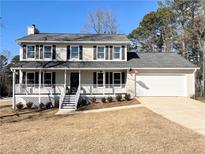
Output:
1,0,159,57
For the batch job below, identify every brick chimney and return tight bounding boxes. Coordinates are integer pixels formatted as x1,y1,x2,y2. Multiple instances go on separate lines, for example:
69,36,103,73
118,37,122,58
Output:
27,24,39,35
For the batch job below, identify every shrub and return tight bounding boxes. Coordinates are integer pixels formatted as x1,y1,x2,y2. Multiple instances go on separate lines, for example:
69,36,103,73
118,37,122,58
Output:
101,97,106,103
46,102,52,109
32,104,38,109
116,94,122,101
54,100,59,108
124,94,131,101
16,102,23,109
91,97,96,103
39,103,45,110
78,97,87,106
26,102,33,109
107,96,113,103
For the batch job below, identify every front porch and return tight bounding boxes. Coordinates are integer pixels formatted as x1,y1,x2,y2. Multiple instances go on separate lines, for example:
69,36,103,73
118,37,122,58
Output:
12,69,129,109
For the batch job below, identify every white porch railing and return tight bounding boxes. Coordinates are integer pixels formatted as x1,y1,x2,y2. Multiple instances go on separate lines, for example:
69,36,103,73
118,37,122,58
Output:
80,84,126,95
14,84,127,95
59,85,66,110
14,84,65,95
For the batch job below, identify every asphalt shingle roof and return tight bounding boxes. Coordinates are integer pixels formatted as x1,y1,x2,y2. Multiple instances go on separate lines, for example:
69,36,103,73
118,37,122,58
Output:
17,33,130,43
12,52,196,69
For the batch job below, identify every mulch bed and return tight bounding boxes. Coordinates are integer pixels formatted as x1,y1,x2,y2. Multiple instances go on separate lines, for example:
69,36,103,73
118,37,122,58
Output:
77,98,140,111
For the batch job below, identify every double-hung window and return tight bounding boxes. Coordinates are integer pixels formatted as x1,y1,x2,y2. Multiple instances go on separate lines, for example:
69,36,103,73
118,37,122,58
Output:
71,46,79,59
97,46,105,60
44,73,52,85
27,72,35,85
97,72,104,87
114,73,121,87
113,46,121,60
27,45,35,59
44,46,52,59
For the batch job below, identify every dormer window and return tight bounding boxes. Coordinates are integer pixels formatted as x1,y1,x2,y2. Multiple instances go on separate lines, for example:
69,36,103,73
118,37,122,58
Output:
71,46,79,59
27,45,35,59
97,46,105,60
113,46,121,60
44,46,52,59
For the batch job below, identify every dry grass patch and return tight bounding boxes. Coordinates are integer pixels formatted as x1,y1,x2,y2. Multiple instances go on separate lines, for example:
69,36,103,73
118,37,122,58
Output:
0,100,205,154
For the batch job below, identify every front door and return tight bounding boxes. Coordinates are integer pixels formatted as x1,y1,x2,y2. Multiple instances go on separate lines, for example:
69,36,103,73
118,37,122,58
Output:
70,73,79,94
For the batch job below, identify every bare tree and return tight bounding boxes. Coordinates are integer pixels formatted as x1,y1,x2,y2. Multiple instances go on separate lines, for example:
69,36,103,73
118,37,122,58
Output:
83,9,118,34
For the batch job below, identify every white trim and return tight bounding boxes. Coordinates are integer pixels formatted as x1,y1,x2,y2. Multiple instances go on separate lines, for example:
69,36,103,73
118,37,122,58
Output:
26,45,35,60
96,45,105,60
11,67,198,71
17,40,131,44
113,46,121,60
43,45,53,60
113,72,122,87
26,72,35,85
70,45,80,60
43,72,52,85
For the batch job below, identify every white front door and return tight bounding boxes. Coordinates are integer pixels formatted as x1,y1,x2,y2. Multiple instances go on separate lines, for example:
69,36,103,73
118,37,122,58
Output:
135,74,187,96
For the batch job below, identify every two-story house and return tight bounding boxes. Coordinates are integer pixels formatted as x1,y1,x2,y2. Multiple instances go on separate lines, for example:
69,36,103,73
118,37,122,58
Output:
11,25,197,111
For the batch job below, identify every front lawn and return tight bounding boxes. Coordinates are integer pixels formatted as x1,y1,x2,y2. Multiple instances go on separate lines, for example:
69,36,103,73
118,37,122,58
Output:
0,100,205,154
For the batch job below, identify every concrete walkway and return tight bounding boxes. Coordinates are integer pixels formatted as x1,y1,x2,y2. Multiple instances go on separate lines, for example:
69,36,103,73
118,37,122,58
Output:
138,97,205,136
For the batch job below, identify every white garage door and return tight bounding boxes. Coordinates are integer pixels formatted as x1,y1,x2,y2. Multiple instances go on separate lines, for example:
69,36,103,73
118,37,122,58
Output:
136,74,187,96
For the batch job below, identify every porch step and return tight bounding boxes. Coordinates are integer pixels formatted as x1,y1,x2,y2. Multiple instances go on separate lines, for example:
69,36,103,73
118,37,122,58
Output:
61,94,78,110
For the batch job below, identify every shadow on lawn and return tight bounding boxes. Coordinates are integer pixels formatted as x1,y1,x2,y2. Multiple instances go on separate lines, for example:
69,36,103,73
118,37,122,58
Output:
0,108,75,124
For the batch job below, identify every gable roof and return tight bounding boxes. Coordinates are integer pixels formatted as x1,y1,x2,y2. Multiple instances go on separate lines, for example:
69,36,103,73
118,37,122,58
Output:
12,52,197,69
17,33,130,44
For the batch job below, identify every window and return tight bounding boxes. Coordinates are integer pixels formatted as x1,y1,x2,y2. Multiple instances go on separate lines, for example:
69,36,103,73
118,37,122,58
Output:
114,46,121,59
27,73,35,84
44,73,52,85
97,72,104,87
114,73,121,87
71,46,79,59
27,46,35,59
44,46,52,59
97,46,105,60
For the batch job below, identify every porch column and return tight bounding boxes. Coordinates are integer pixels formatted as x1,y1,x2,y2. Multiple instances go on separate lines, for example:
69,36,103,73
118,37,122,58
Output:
12,69,16,109
64,70,67,89
39,70,41,104
19,69,23,84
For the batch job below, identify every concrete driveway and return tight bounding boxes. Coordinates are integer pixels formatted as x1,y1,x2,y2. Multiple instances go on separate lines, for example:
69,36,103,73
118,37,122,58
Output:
138,97,205,136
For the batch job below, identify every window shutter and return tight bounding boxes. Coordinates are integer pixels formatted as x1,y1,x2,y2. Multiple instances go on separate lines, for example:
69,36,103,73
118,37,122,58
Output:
110,46,113,60
23,72,26,84
52,72,56,84
67,46,70,60
36,45,39,59
40,45,43,59
106,46,109,60
122,72,125,87
23,45,26,59
105,72,109,88
41,72,43,84
52,45,56,60
35,72,39,84
79,46,83,60
110,72,113,85
93,46,96,60
93,72,96,88
122,46,125,60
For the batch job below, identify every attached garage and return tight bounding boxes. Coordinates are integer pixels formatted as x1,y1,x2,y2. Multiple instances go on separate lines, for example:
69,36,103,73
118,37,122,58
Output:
135,74,187,96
